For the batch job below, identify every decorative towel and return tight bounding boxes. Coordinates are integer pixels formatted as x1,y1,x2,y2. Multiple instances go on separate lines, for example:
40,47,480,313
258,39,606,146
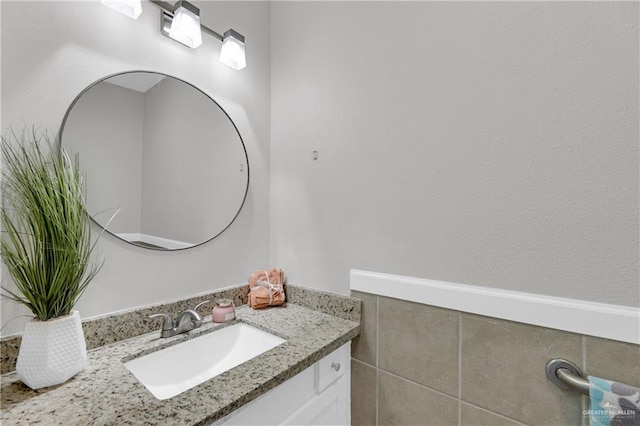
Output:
249,268,285,289
588,376,640,426
248,268,286,309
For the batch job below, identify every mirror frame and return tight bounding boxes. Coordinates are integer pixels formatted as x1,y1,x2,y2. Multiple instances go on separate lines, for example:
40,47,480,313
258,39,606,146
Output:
59,70,250,251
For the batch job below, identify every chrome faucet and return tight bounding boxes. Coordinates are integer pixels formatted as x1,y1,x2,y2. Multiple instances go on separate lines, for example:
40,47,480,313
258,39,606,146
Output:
176,309,203,333
148,313,175,338
149,301,209,338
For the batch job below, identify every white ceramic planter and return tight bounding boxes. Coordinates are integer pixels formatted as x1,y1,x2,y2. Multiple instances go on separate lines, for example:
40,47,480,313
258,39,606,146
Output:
16,310,87,389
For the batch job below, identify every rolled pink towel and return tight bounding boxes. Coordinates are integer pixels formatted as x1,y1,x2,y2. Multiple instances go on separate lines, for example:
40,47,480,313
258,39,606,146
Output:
248,269,286,309
249,268,285,288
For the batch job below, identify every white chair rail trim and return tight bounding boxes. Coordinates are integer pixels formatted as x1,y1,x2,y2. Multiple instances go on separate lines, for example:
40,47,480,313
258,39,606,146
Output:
350,269,639,344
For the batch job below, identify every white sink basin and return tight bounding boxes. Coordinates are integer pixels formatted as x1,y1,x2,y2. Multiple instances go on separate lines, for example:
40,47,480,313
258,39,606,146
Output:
124,323,286,400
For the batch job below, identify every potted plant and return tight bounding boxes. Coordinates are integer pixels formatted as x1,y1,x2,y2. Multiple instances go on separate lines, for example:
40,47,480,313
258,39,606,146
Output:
1,128,106,389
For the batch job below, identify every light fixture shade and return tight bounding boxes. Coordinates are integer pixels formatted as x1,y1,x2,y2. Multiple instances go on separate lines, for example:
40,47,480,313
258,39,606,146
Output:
101,0,142,19
169,1,202,49
219,30,246,70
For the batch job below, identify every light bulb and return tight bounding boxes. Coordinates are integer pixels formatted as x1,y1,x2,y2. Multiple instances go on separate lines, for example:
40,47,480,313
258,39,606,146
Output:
219,30,246,70
169,1,202,49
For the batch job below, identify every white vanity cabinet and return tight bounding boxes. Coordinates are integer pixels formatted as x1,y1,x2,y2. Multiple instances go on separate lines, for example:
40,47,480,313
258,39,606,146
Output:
213,342,350,426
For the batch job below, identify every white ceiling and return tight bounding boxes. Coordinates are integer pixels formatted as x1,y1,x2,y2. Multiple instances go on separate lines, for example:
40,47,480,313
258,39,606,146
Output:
106,73,166,93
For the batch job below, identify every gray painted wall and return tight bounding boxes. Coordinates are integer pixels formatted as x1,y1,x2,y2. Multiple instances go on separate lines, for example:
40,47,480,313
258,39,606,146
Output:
1,0,637,338
270,1,639,306
63,82,144,234
141,77,247,244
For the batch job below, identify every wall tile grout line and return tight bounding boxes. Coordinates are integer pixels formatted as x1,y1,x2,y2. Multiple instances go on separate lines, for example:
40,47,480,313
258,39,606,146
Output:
581,335,588,426
378,368,460,402
375,294,380,426
460,400,530,426
458,311,463,426
351,357,376,369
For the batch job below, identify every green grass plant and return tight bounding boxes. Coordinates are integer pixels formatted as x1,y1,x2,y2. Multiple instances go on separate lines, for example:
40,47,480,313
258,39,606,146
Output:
1,128,102,321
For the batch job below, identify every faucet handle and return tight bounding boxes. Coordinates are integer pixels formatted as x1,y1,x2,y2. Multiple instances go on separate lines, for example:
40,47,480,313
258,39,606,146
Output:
194,300,210,312
149,313,174,331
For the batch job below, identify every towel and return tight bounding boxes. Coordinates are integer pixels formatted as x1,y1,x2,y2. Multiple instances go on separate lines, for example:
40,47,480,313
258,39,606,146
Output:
248,268,286,309
249,268,284,288
588,376,640,426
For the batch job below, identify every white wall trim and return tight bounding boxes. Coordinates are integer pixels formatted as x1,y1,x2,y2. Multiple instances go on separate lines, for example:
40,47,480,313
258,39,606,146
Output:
350,269,640,344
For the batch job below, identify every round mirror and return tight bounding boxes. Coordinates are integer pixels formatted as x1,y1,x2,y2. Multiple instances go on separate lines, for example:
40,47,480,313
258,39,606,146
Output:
60,71,249,250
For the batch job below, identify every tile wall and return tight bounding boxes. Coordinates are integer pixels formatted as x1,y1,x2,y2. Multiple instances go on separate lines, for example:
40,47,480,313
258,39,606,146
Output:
351,291,640,426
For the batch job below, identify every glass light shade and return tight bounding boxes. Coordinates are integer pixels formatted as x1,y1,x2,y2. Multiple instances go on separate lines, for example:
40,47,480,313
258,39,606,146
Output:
169,5,202,48
101,0,142,19
219,35,246,70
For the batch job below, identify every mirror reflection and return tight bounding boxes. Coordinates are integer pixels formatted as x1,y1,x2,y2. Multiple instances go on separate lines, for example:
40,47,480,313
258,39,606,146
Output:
61,71,249,250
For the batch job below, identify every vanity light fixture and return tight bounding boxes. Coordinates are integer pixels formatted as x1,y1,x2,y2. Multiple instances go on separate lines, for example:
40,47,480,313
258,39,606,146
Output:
102,0,246,70
219,30,246,71
167,1,202,48
101,0,142,19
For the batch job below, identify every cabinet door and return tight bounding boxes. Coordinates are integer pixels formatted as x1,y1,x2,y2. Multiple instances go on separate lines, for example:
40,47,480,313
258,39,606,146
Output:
215,366,316,425
281,375,347,425
215,343,350,426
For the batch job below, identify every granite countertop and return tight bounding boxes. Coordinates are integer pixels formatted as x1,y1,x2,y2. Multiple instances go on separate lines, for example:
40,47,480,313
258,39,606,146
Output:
0,303,360,425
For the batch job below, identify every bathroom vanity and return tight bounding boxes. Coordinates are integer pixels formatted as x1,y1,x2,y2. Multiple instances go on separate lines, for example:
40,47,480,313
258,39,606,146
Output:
215,343,350,425
0,301,359,425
